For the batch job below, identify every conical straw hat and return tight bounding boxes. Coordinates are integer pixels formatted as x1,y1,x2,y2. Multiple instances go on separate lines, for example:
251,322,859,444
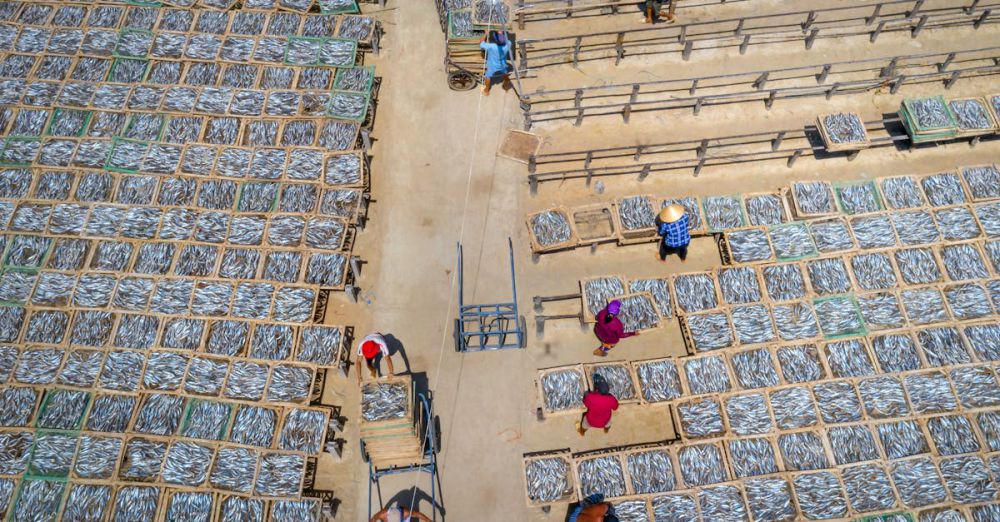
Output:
659,204,686,223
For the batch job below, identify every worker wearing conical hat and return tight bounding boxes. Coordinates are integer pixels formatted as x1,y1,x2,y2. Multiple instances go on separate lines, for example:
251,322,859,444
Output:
657,204,690,261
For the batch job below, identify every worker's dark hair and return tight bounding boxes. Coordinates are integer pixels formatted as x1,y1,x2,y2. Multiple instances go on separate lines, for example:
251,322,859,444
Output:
488,30,500,44
602,313,615,324
593,374,611,395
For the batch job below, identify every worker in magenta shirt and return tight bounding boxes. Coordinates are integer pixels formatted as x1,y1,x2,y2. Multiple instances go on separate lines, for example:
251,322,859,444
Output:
593,300,638,357
577,374,619,436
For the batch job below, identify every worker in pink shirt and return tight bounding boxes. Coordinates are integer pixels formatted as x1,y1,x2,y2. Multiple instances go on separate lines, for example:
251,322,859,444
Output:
577,374,619,436
593,300,638,357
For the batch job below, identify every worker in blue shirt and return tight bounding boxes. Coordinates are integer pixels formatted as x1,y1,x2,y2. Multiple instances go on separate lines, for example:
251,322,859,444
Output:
479,30,511,96
657,204,690,261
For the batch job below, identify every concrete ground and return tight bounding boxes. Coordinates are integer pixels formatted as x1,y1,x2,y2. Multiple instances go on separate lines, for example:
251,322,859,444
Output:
317,1,1000,520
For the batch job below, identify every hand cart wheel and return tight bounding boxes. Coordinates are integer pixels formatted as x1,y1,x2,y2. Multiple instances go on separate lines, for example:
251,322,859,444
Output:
447,70,478,91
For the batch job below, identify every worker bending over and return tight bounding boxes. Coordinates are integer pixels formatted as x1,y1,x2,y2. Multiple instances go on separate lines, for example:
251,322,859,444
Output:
479,30,511,96
593,300,638,357
369,502,432,522
356,332,395,384
657,204,691,261
577,374,619,436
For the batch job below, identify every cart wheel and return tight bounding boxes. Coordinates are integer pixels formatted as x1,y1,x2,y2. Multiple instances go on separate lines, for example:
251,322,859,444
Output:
448,71,477,91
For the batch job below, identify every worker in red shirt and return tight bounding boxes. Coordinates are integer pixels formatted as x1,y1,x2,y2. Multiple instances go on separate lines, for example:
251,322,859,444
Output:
577,374,619,436
593,300,638,357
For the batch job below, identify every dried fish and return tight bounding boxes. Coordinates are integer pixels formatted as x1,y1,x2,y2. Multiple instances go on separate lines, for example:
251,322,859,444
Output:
362,381,408,421
673,274,717,314
120,438,166,481
744,478,795,522
475,0,510,24
162,441,212,486
895,248,942,285
684,355,731,395
74,436,121,480
921,173,967,207
725,393,772,435
871,333,922,373
698,485,747,522
777,344,824,383
85,394,136,433
823,113,867,144
851,214,898,249
851,253,896,290
531,210,572,247
12,480,66,522
627,449,674,495
976,201,1000,236
231,406,277,448
972,506,1000,522
978,412,1000,451
917,326,970,367
628,279,672,317
794,181,837,216
965,322,1000,362
962,165,1000,200
267,364,313,402
583,277,626,317
814,380,862,423
951,366,1000,409
610,499,649,522
728,438,778,478
14,348,63,384
271,500,319,522
29,431,75,477
134,394,185,436
678,398,724,438
860,377,910,420
577,456,626,498
211,448,258,494
828,425,879,465
616,294,658,332
718,267,761,305
935,207,981,241
161,318,205,350
634,359,681,403
99,350,144,392
182,400,231,441
906,372,957,414
792,472,848,519
881,176,925,209
524,457,571,504
677,443,727,487
279,409,327,454
727,229,772,263
940,243,989,281
762,264,806,302
112,314,158,350
686,312,734,352
814,297,863,338
651,494,698,522
951,99,993,130
703,195,744,231
928,415,980,456
769,223,816,260
63,484,111,522
730,348,779,389
772,302,820,341
807,257,852,295
207,320,249,357
224,362,269,401
837,182,882,214
770,386,818,430
891,457,947,507
112,486,159,522
37,389,89,430
939,456,997,504
842,464,896,513
745,194,786,226
809,219,855,253
185,357,228,396
255,453,304,497
165,492,213,522
825,339,876,377
857,292,906,331
893,210,940,246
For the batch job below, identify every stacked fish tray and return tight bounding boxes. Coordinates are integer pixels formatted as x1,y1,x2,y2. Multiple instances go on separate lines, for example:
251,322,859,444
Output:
527,163,1000,520
816,112,870,152
899,96,959,143
359,375,423,468
0,1,385,520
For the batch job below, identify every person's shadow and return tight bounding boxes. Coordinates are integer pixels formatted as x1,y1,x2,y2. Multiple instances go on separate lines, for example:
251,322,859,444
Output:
382,333,413,375
385,487,445,521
